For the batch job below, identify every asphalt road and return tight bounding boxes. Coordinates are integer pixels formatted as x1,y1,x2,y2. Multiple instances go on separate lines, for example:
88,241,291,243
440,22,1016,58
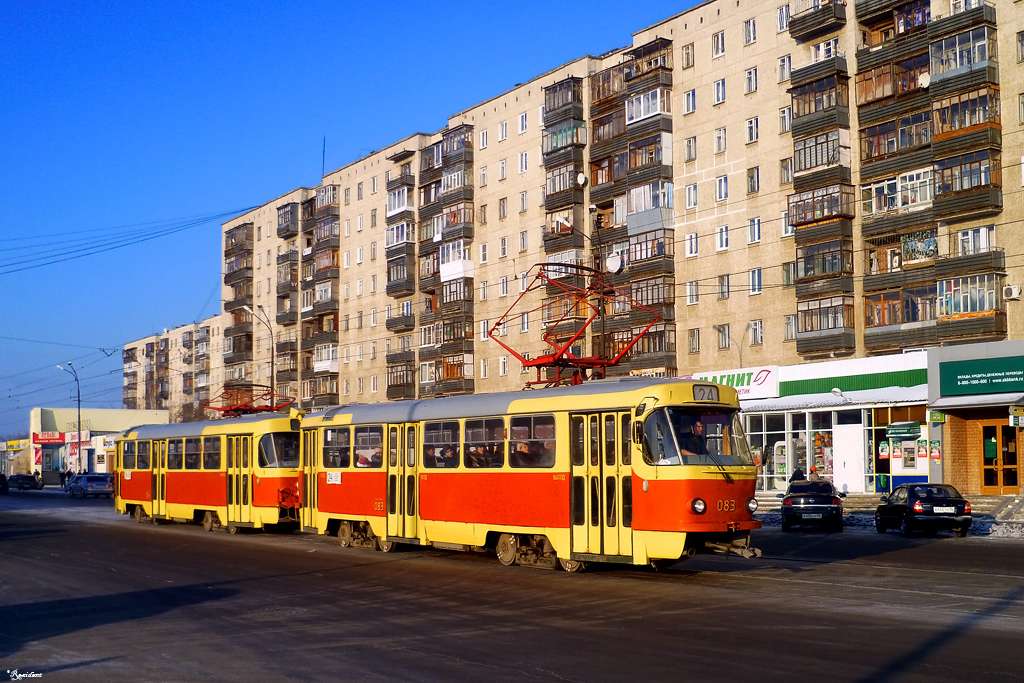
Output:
2,490,1023,683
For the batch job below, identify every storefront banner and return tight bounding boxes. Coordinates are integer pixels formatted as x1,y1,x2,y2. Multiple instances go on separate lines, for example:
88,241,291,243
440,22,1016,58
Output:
940,357,1024,396
929,440,941,460
8,439,30,451
683,365,779,400
65,430,90,444
886,422,921,439
878,441,890,459
34,448,41,464
34,431,64,444
103,435,116,449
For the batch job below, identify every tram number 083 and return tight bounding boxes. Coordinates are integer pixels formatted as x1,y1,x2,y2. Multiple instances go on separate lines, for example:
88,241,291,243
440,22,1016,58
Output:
716,500,736,512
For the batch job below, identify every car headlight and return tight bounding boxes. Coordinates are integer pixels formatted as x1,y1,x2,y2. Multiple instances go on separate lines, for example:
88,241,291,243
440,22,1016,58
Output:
691,498,707,514
747,498,758,513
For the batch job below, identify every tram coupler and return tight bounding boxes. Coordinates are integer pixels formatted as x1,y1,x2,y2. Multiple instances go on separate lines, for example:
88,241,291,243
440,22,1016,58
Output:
704,540,762,559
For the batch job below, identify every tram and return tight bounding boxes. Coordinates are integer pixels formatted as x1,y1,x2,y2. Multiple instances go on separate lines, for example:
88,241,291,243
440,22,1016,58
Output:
115,410,302,532
299,377,761,570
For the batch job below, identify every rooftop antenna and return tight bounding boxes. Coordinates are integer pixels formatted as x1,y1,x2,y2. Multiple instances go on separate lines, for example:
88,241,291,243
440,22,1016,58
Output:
322,137,326,178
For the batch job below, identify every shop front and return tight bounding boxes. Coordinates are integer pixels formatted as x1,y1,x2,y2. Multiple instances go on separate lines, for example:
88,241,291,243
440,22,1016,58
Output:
929,341,1024,496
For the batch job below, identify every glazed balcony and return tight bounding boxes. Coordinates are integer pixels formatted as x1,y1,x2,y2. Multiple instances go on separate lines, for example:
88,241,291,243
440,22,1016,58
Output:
223,266,253,286
277,203,299,239
789,0,847,42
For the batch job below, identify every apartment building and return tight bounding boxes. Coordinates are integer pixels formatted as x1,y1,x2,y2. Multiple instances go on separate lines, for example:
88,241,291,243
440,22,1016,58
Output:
126,0,1024,495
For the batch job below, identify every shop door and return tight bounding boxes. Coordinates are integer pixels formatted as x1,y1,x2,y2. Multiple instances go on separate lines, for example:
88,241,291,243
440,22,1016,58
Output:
386,425,418,540
569,413,632,559
152,441,166,518
227,436,252,525
300,429,318,530
981,424,1019,495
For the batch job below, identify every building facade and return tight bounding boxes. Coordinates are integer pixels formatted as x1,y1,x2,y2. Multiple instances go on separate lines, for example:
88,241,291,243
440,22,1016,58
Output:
126,0,1024,494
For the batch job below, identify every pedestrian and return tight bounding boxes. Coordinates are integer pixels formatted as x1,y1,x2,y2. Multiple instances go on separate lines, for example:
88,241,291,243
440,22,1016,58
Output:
790,467,806,482
59,470,66,487
809,466,821,481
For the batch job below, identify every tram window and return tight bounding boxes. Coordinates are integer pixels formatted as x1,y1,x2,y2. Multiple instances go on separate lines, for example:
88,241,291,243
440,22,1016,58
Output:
259,432,301,468
406,475,416,515
605,416,616,466
203,437,221,469
570,416,584,466
323,428,351,468
184,438,202,470
354,426,384,468
590,476,600,527
423,421,460,468
228,439,235,468
242,438,249,468
167,439,184,470
122,442,136,470
242,474,249,505
227,474,234,505
509,414,556,468
389,427,399,467
137,441,151,469
621,415,631,465
622,477,633,528
606,476,617,527
571,476,586,525
589,416,599,466
464,418,504,467
642,410,680,465
406,427,415,467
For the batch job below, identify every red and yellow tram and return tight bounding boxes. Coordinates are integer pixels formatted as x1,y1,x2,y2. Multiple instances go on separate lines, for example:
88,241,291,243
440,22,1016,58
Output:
115,410,302,532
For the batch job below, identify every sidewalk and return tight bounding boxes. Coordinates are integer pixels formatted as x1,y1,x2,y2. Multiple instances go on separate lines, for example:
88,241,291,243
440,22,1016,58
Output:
755,491,1024,538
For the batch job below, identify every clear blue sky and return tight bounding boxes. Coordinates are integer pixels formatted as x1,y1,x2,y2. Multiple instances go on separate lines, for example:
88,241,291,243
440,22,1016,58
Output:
0,1,690,437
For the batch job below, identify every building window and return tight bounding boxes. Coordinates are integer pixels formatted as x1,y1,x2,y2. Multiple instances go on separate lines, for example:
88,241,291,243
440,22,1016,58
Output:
716,176,728,201
685,184,698,209
714,127,727,154
748,218,761,244
480,243,488,263
519,151,528,173
718,274,730,299
480,166,488,186
685,232,698,257
793,130,842,173
779,55,791,82
499,197,508,219
480,205,487,224
499,159,507,180
480,280,488,301
682,43,695,68
713,78,726,105
744,19,756,45
685,136,697,162
780,106,792,134
777,4,791,32
782,261,796,286
747,167,760,194
935,151,998,196
684,89,696,114
688,328,700,354
811,38,840,64
520,272,528,292
499,236,508,258
480,130,488,148
519,112,528,134
1017,31,1024,62
499,121,508,141
781,157,793,185
480,358,489,379
480,320,490,341
784,314,797,341
929,27,996,77
749,268,762,295
687,281,699,305
499,356,508,376
781,210,795,237
716,225,729,251
520,313,529,333
372,177,378,194
938,274,1000,316
746,117,759,144
499,276,509,297
519,230,528,252
717,324,731,349
792,76,848,118
797,296,855,333
750,319,763,345
712,31,725,58
745,68,758,94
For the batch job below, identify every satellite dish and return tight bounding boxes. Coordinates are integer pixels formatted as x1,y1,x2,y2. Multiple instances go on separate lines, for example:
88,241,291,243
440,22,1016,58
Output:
576,172,589,188
606,254,624,274
918,72,930,88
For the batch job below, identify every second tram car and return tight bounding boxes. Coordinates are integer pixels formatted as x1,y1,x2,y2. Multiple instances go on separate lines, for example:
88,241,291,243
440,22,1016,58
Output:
299,378,760,570
115,410,302,532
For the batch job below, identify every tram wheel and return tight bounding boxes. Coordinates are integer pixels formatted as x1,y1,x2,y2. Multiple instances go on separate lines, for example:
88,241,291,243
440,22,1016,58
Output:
558,557,586,573
202,511,216,532
227,524,240,535
337,521,353,548
133,506,145,523
496,534,519,566
377,537,398,553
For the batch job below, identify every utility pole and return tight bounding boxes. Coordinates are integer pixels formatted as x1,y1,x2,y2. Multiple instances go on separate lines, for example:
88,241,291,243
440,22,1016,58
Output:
57,362,83,472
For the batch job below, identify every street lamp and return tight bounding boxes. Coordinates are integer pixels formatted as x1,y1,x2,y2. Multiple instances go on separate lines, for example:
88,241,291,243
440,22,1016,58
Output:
714,323,751,370
57,362,83,473
243,304,275,397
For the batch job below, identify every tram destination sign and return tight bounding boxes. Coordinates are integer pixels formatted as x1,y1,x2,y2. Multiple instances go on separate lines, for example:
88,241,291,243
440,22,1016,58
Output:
939,357,1024,396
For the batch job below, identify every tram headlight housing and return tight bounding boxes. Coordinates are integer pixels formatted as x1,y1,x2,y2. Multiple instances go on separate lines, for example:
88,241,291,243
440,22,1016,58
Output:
747,498,759,513
691,498,707,514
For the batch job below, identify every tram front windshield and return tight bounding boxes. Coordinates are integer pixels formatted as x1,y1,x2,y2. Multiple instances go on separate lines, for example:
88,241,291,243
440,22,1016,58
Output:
643,408,753,466
258,432,300,468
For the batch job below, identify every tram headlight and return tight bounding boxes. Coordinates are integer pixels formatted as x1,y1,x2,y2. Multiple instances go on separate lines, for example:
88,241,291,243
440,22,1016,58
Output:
747,498,759,513
691,498,707,514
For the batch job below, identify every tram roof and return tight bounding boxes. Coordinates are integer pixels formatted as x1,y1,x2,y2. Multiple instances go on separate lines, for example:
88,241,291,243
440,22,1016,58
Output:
123,412,286,439
316,377,705,424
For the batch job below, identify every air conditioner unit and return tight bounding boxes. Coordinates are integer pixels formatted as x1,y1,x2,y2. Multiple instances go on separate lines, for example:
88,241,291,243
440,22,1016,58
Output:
1003,285,1021,301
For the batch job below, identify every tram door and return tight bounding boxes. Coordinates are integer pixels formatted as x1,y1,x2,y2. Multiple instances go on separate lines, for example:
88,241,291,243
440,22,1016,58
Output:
151,440,166,518
386,424,418,540
569,413,633,558
300,429,319,530
227,436,252,525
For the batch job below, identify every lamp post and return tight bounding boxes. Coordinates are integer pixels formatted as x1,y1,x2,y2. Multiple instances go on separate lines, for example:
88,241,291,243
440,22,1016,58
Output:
57,362,83,473
714,323,751,370
244,304,275,398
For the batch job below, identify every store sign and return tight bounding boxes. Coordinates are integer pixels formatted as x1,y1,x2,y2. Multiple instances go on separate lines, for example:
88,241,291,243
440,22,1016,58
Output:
65,430,90,444
33,431,65,444
7,439,29,451
683,365,779,400
886,422,921,439
939,357,1024,396
928,411,946,423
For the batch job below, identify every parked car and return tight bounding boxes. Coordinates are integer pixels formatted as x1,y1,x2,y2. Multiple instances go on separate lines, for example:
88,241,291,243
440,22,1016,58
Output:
64,474,83,492
875,483,972,537
777,480,845,532
69,474,114,498
0,473,8,495
9,472,44,490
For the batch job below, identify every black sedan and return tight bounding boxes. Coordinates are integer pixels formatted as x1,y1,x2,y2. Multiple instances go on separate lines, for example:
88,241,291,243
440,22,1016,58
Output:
9,472,44,490
875,483,972,537
777,480,846,532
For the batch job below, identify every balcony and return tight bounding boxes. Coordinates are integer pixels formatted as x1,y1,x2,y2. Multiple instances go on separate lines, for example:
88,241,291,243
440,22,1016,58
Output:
544,229,586,254
796,329,856,356
789,1,846,42
224,224,254,257
302,329,339,349
628,351,678,373
418,345,442,362
277,369,298,384
386,173,415,193
441,221,474,243
312,297,339,316
795,218,853,246
277,309,297,325
123,397,138,410
795,275,854,299
223,350,252,365
933,187,1002,221
386,349,416,365
223,267,253,286
277,203,299,238
937,310,1006,341
863,264,936,292
224,321,253,337
278,339,298,354
387,384,417,401
313,392,340,408
277,250,299,265
865,322,938,352
385,313,415,332
224,295,253,312
277,279,298,295
935,247,1004,279
441,378,475,395
386,276,416,299
790,55,847,88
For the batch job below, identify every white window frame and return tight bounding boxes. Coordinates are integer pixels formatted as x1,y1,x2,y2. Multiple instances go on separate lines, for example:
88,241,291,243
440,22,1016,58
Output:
713,79,726,105
750,319,764,345
687,280,699,305
716,175,729,201
748,217,761,244
685,183,698,209
685,136,697,162
685,232,699,257
714,127,727,154
746,117,759,144
749,268,763,295
716,225,729,251
519,112,528,134
684,89,696,114
712,31,725,58
499,121,508,141
744,67,758,94
778,54,792,82
744,19,757,45
777,4,791,32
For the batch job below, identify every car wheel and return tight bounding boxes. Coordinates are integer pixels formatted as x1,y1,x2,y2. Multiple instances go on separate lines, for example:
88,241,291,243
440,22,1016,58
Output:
874,514,886,533
833,521,844,533
956,525,969,538
901,518,914,537
781,521,792,532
